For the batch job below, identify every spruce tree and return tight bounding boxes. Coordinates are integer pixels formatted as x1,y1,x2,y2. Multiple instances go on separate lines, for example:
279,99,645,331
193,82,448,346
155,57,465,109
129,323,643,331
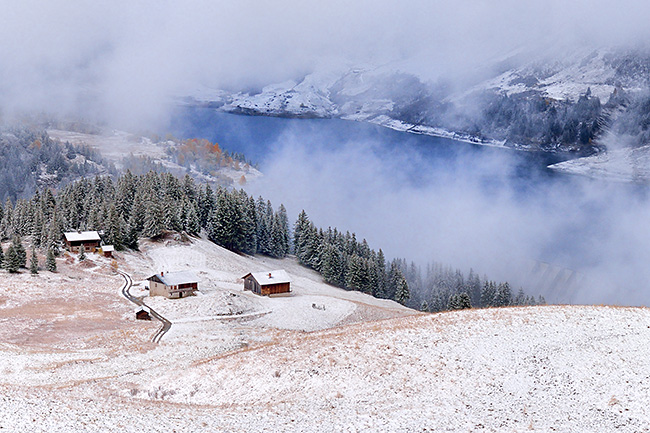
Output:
394,272,410,305
142,200,164,238
46,248,57,272
480,281,497,308
78,244,86,261
29,248,38,274
0,244,4,268
12,236,26,268
494,282,512,307
4,245,19,273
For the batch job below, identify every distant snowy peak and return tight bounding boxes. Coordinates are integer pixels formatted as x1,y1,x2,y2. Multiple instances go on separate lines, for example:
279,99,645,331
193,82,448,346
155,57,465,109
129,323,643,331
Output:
183,66,424,121
476,48,650,103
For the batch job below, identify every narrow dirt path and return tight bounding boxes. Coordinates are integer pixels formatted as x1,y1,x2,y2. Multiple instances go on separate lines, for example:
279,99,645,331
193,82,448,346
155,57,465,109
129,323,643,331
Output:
118,270,171,343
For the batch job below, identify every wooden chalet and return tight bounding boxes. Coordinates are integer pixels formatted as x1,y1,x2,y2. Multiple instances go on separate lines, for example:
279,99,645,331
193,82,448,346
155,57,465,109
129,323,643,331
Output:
242,270,291,296
147,271,198,299
64,231,101,253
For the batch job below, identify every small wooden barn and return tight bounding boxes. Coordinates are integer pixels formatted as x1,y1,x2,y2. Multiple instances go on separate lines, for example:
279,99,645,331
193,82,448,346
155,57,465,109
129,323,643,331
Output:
242,270,291,296
99,245,114,258
64,231,101,253
136,308,151,321
147,271,198,299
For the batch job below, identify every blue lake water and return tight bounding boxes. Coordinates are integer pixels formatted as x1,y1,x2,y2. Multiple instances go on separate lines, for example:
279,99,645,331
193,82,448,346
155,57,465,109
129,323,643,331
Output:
168,107,568,193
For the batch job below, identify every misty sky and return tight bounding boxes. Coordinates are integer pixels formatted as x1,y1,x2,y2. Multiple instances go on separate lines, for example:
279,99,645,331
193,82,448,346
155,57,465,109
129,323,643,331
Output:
3,0,650,126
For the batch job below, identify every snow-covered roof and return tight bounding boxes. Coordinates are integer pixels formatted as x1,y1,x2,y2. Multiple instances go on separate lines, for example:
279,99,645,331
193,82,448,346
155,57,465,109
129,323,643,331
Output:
64,231,101,242
244,270,291,286
102,245,115,252
148,271,198,286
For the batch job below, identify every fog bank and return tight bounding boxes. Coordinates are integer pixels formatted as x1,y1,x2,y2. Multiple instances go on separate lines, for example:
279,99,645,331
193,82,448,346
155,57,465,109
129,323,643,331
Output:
247,126,650,306
4,1,650,126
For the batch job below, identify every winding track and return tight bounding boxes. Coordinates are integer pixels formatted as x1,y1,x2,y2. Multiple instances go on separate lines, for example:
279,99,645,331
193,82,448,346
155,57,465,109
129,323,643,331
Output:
118,270,171,343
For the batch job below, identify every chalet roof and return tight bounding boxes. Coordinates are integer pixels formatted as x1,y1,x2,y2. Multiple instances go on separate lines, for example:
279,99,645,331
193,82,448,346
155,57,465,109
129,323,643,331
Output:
148,271,198,286
101,245,115,252
243,270,291,286
64,231,101,242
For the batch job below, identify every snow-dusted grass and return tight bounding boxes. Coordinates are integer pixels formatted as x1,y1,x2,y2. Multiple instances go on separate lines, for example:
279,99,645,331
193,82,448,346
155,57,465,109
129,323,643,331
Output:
2,238,649,432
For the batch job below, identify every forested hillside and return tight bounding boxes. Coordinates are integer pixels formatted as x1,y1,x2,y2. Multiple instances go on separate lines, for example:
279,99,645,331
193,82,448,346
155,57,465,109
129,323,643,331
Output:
0,127,114,203
0,172,412,305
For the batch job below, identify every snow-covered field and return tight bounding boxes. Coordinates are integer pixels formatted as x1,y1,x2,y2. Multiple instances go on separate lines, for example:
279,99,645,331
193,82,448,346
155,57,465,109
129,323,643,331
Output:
1,237,649,432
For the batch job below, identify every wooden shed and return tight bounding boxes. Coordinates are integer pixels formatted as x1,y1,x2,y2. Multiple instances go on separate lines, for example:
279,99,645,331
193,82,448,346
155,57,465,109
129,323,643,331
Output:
136,308,151,321
64,231,101,253
147,271,198,299
242,270,291,296
99,245,114,258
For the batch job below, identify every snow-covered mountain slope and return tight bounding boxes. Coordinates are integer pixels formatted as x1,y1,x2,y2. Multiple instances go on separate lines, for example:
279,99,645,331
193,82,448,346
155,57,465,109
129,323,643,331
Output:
549,143,650,182
182,48,650,159
47,128,261,186
1,236,650,431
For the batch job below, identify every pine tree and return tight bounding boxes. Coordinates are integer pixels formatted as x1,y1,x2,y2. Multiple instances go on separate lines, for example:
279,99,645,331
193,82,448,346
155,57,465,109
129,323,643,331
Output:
46,248,57,272
394,272,410,305
449,292,471,310
184,202,201,235
494,282,512,307
480,281,497,308
142,200,164,238
12,236,26,268
0,244,4,268
421,301,429,312
293,210,310,257
345,255,365,292
4,245,19,273
29,248,38,274
78,244,86,261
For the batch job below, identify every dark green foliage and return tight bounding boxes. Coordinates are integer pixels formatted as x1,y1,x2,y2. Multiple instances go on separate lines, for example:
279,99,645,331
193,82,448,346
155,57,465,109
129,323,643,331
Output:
449,292,471,310
46,248,57,272
493,282,513,307
4,245,19,273
0,128,115,204
12,236,26,268
293,210,409,304
29,248,38,274
394,272,410,305
480,281,497,308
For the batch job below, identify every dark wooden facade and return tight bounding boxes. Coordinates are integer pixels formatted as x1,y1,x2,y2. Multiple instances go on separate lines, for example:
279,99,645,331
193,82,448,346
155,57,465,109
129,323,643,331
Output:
66,239,100,253
136,309,152,320
243,273,291,296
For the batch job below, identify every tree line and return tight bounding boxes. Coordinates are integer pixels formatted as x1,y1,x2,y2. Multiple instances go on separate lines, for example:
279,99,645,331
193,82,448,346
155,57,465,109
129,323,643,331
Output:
399,260,545,312
0,171,408,304
0,170,549,311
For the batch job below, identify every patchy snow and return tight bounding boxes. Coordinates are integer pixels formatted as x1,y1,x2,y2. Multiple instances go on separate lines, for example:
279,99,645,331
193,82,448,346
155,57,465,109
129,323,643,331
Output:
549,145,650,182
46,128,262,185
2,237,649,431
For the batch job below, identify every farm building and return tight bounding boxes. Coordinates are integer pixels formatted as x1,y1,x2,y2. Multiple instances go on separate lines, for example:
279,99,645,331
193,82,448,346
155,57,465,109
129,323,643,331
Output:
64,231,101,253
99,245,114,258
147,271,198,299
242,270,291,296
135,308,151,321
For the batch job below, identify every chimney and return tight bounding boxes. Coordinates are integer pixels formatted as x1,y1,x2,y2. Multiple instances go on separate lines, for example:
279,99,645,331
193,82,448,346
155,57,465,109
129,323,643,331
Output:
268,272,272,278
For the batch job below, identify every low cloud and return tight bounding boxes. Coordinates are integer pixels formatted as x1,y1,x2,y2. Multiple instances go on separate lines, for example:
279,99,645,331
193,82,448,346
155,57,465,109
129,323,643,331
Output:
247,125,650,306
3,1,650,126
